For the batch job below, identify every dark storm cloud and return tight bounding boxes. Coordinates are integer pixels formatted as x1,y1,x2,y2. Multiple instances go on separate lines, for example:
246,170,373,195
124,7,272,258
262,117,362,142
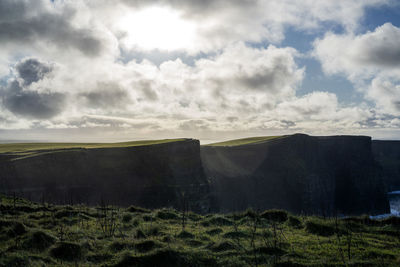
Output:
16,58,52,86
79,82,129,108
1,80,66,119
0,0,103,57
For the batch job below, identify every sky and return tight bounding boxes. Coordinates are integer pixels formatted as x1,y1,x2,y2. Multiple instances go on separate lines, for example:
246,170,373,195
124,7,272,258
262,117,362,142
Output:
1,0,400,143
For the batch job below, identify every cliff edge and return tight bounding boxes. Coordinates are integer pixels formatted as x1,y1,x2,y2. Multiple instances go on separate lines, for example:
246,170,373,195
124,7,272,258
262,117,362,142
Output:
201,134,389,216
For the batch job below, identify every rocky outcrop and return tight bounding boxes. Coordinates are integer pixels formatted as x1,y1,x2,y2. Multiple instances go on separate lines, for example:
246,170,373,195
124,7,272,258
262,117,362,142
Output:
0,139,209,213
372,140,400,192
201,134,389,216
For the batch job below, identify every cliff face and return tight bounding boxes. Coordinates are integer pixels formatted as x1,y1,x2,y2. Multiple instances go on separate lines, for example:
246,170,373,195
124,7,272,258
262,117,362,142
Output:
0,139,209,213
201,134,389,216
372,140,400,192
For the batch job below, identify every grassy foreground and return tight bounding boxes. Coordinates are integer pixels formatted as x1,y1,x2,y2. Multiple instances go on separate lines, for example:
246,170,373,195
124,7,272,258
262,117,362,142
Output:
1,195,400,266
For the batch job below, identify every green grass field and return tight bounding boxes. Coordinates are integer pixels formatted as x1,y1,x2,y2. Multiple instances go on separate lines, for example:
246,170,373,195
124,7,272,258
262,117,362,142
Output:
1,195,399,266
0,139,186,159
206,136,286,147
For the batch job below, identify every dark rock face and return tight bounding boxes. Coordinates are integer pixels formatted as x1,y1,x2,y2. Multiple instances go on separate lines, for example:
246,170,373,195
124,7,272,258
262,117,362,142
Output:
201,134,389,216
0,140,209,213
372,140,400,192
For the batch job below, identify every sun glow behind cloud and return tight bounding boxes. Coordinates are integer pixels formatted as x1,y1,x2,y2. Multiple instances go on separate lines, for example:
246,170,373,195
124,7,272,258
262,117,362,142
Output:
117,6,197,52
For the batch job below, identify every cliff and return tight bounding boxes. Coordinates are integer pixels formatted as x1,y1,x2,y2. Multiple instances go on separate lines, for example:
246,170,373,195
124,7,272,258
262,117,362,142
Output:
201,134,389,216
0,139,209,212
372,140,400,192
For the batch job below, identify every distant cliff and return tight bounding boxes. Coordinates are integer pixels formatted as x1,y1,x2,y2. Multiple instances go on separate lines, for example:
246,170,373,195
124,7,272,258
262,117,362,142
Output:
201,134,389,216
372,140,400,192
0,139,209,213
0,135,391,216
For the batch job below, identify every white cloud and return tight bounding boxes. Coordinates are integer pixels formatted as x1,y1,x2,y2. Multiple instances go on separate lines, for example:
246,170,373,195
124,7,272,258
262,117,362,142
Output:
368,78,400,116
313,23,400,117
314,23,400,81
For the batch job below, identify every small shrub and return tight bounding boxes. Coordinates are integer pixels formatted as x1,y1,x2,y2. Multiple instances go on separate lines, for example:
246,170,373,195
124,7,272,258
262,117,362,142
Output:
261,210,288,223
305,220,335,236
50,242,83,261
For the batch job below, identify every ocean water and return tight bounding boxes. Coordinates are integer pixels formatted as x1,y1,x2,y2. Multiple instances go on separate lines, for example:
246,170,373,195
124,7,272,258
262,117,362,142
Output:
370,191,400,219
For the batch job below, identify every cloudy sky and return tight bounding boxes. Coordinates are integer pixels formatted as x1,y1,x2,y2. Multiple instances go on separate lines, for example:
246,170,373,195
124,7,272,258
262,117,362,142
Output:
1,0,400,142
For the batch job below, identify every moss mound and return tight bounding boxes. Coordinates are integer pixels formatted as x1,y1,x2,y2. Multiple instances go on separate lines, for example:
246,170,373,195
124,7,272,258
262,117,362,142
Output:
177,230,195,239
7,222,27,237
210,241,237,252
156,210,179,220
0,220,27,237
254,246,285,255
223,231,248,239
206,228,223,236
127,206,150,213
135,229,147,239
54,210,78,219
288,216,303,228
261,210,288,223
185,239,203,247
122,213,132,223
305,220,336,236
50,242,83,261
0,253,30,267
23,230,56,251
202,216,233,226
109,241,134,252
135,240,160,253
113,249,189,267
